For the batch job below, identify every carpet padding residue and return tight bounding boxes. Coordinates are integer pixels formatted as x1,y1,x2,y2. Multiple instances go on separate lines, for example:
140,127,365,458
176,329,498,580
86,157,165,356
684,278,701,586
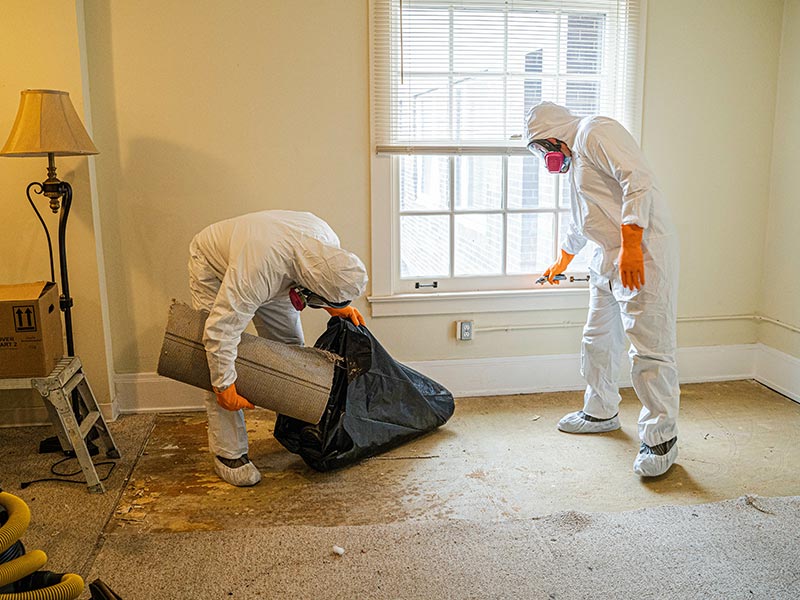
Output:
88,494,800,600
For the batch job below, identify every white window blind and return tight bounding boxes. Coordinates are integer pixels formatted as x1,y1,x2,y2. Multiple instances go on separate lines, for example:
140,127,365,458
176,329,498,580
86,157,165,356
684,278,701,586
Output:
371,0,644,155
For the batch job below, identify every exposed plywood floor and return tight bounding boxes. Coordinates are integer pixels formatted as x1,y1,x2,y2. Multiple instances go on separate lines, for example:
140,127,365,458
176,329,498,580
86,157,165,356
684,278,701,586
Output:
109,380,800,534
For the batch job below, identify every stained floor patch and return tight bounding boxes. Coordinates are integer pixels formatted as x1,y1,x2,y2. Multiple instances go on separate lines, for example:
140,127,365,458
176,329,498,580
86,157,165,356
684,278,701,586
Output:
108,381,800,534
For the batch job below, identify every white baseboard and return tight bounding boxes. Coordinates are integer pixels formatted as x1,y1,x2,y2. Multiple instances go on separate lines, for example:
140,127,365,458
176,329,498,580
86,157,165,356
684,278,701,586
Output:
114,372,207,414
406,344,761,397
408,352,589,396
0,406,50,428
0,393,118,428
754,343,800,403
109,342,798,414
5,343,791,425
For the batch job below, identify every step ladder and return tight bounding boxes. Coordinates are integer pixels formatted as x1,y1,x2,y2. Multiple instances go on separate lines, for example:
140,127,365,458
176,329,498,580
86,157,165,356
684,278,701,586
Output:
0,356,120,493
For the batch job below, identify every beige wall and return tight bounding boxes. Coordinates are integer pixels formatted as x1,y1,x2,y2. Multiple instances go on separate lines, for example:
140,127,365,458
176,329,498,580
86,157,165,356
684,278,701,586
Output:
84,0,371,372
643,0,781,321
2,1,796,399
0,1,114,420
761,0,800,358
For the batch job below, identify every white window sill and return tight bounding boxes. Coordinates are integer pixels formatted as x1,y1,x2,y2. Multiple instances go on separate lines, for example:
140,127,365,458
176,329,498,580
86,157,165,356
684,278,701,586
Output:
368,287,590,317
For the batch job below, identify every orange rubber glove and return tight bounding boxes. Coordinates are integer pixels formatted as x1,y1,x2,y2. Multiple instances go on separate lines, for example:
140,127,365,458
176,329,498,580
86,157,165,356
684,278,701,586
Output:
541,249,575,285
324,305,365,326
214,382,254,411
619,224,645,291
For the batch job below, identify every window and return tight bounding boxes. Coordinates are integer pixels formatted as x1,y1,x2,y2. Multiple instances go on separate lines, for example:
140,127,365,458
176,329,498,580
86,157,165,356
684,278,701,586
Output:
370,0,644,310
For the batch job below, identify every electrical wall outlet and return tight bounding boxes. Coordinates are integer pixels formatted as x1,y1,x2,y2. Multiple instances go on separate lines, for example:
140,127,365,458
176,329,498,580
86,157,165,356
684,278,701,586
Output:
456,320,474,341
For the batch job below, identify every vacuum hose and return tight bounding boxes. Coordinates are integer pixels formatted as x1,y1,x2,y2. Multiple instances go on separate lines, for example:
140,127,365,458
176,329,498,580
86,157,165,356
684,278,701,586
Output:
0,491,83,600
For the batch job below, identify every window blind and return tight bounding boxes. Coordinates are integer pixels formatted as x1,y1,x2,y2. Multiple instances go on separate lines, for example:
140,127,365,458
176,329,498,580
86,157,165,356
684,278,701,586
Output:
371,0,644,155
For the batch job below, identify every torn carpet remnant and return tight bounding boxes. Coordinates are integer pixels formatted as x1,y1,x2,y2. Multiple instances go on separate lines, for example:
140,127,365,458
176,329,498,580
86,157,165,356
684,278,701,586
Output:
157,302,338,424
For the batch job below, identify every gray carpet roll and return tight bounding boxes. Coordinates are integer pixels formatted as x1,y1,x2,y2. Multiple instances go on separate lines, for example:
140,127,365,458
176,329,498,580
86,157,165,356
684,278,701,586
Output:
157,302,338,424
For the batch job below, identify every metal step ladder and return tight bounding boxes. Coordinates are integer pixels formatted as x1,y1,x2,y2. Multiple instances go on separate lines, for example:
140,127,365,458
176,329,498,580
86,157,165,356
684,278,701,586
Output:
0,356,120,493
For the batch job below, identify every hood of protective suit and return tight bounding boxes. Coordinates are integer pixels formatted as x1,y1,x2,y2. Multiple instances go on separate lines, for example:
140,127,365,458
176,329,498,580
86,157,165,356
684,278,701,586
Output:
293,238,368,304
525,102,583,148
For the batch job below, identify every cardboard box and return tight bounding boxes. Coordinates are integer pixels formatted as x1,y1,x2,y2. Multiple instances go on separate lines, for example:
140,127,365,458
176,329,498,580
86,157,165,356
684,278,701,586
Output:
0,281,64,378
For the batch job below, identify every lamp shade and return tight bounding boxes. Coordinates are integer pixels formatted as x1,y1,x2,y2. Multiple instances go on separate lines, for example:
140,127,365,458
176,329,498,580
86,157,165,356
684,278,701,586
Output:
0,89,98,157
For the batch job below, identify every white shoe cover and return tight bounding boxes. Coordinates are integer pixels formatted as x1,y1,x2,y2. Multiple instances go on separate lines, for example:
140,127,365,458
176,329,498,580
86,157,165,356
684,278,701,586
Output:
213,456,262,487
557,411,621,434
633,443,678,477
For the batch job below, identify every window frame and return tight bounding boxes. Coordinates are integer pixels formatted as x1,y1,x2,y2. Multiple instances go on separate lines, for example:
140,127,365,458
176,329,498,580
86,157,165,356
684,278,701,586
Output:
368,0,647,316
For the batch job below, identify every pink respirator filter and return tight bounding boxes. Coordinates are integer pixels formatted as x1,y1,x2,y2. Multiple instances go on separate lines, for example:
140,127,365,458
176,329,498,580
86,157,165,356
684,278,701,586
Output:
289,288,306,311
544,152,565,173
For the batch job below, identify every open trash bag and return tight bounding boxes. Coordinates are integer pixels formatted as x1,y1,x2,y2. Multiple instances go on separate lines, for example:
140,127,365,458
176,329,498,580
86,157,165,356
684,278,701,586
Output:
274,318,455,471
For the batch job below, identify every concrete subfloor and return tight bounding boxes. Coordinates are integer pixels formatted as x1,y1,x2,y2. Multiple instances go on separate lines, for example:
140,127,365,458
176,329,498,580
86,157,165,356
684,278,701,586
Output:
110,380,800,534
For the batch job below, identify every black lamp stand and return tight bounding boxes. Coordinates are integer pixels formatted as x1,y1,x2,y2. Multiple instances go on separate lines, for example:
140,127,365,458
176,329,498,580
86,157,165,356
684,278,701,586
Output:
26,153,76,356
26,153,96,454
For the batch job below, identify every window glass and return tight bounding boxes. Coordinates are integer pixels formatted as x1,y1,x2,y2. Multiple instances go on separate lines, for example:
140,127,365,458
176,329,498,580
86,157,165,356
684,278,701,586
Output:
395,78,451,143
400,215,450,278
453,9,505,73
454,213,504,276
560,177,571,208
507,213,556,274
402,7,450,73
566,14,604,75
454,157,503,211
399,156,450,212
508,155,557,209
451,78,507,141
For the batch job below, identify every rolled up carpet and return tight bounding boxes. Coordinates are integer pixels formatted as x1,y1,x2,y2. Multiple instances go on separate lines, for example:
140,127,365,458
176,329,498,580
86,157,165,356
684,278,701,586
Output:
157,302,339,424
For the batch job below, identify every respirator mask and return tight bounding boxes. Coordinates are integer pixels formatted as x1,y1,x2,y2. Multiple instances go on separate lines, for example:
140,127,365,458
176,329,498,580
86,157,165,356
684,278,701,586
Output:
528,138,572,174
289,286,351,311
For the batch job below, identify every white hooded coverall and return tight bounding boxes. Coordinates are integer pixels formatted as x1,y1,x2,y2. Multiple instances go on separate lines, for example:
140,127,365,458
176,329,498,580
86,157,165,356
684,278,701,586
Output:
526,102,680,447
188,210,368,459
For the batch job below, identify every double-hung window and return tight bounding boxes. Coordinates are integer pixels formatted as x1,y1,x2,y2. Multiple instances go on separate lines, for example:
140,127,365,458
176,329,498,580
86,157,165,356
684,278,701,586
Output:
369,0,644,314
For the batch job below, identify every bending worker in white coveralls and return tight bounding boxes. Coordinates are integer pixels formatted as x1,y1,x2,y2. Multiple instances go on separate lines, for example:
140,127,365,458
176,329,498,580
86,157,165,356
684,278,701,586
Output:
188,210,368,486
526,102,680,477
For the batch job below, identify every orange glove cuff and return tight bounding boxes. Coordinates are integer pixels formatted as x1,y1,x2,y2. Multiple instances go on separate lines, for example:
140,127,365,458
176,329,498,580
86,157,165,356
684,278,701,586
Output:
558,249,575,266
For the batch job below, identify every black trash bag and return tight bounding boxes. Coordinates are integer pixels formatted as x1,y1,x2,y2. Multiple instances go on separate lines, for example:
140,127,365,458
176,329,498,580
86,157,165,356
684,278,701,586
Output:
274,317,455,471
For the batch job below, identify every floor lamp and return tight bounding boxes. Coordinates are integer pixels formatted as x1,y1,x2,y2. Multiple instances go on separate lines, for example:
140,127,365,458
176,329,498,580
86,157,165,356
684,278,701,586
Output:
1,90,99,449
1,89,98,359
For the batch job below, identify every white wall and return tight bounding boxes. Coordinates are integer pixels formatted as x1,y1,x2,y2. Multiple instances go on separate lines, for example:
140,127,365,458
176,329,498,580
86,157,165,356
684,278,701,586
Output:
643,0,782,332
761,0,800,359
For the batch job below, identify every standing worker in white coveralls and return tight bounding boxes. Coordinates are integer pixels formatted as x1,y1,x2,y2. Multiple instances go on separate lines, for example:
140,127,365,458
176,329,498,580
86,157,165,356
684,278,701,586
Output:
526,102,680,477
188,210,368,486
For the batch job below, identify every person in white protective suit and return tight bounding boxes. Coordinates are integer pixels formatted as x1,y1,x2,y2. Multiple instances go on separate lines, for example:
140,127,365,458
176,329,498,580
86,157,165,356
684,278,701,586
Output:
526,102,680,477
188,210,368,486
